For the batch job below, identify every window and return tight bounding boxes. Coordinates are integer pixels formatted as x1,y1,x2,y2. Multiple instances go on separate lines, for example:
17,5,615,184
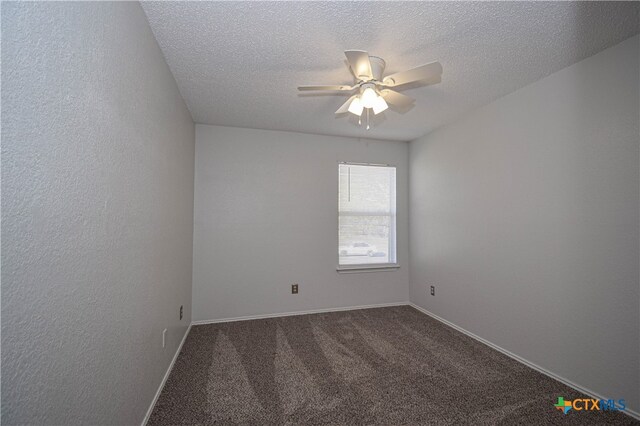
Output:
338,163,397,270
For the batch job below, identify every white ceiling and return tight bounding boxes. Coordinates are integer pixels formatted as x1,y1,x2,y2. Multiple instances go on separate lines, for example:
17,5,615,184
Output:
142,1,639,142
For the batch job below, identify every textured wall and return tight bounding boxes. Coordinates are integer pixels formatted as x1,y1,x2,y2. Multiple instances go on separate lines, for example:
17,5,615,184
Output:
409,36,639,412
192,125,409,322
2,3,194,424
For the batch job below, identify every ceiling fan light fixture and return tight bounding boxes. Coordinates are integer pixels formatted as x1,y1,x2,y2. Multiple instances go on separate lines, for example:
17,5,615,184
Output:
348,97,364,116
371,95,388,115
360,87,378,109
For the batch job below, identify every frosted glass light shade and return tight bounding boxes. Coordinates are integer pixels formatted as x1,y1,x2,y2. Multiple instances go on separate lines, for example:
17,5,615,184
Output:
360,87,378,108
371,95,388,115
348,97,364,116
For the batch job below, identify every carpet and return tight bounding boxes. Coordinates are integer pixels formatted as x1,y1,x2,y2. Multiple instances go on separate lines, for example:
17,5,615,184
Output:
148,306,636,425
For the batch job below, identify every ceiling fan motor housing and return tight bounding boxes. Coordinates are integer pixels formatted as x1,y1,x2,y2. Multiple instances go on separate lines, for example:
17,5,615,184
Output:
368,56,386,82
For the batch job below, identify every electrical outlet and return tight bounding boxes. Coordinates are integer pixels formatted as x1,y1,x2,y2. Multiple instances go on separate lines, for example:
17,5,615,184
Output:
180,305,183,320
292,284,299,294
162,328,167,348
430,285,435,296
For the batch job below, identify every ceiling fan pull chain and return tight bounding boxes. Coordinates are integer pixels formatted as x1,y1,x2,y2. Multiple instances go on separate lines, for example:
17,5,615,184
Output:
366,108,370,130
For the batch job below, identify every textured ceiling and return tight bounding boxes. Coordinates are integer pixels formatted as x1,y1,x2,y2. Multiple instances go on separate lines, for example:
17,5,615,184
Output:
142,1,639,142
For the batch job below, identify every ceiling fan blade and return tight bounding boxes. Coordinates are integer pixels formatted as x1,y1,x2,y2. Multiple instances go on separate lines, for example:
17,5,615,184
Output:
298,85,354,91
335,95,357,114
345,50,373,80
382,61,442,87
380,89,414,108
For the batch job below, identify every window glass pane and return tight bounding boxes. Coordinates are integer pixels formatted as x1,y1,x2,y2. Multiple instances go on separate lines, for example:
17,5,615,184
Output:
338,164,396,266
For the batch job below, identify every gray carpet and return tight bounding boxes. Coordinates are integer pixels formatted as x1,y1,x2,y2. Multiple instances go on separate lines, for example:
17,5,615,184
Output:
148,306,636,425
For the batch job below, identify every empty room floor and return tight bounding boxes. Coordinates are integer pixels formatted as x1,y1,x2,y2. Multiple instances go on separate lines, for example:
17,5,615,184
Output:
148,306,635,425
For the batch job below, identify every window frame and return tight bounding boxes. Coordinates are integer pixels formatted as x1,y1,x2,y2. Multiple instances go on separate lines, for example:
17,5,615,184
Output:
336,161,400,273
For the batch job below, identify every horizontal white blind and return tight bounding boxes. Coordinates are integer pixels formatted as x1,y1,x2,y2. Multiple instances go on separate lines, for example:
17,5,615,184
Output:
338,163,396,266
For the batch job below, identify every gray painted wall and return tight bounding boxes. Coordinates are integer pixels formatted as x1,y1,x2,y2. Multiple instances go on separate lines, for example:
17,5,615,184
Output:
1,3,194,424
409,35,639,412
192,125,409,322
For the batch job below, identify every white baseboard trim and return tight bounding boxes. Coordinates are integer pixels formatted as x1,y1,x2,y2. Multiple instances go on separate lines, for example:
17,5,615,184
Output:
191,301,409,325
141,324,192,426
408,303,640,421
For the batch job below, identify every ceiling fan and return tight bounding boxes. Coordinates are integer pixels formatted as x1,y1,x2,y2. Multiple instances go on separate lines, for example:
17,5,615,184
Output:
298,50,442,129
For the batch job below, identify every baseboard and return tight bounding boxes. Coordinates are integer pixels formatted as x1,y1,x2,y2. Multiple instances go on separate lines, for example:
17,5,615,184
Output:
141,324,192,426
191,301,409,325
408,303,640,421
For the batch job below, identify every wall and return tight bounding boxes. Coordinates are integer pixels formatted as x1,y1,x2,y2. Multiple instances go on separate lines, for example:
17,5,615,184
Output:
193,125,409,321
1,3,194,424
409,35,639,412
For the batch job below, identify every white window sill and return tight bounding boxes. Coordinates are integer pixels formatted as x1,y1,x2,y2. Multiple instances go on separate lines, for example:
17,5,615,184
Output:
336,264,400,273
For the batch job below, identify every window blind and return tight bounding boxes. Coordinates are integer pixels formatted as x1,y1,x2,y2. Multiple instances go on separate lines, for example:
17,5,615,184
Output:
338,163,397,266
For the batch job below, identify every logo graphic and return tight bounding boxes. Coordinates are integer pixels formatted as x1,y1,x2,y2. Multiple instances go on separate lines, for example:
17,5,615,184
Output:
554,397,572,414
554,397,626,414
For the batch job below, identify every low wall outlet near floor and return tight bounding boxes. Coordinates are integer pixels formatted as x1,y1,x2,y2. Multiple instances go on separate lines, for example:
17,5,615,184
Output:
162,329,167,348
430,286,435,296
292,284,299,294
